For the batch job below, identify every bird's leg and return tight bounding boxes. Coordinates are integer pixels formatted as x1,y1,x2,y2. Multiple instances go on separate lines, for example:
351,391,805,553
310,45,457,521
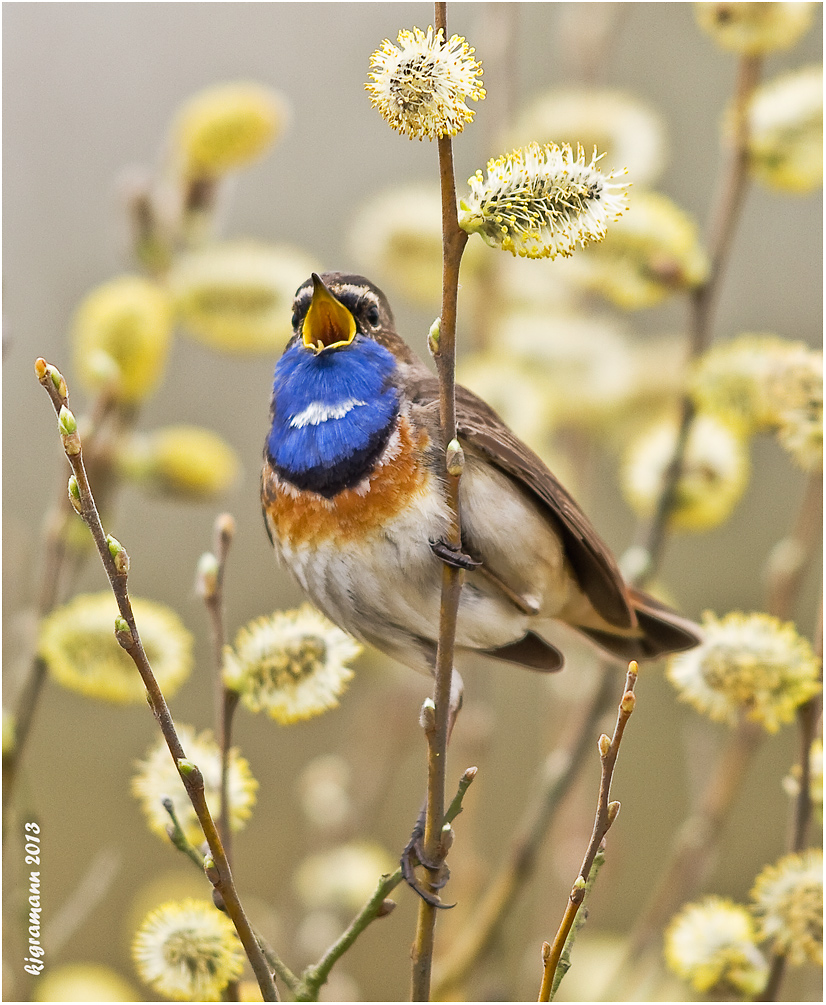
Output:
430,538,481,571
401,671,464,908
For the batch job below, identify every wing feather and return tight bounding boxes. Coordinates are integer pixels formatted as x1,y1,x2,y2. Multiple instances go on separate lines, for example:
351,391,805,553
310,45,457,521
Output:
408,372,635,629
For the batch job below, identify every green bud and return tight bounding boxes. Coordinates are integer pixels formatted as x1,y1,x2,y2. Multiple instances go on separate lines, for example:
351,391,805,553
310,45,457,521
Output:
67,475,82,514
58,405,77,436
106,535,130,575
204,856,221,885
177,758,198,777
573,875,587,891
49,365,68,399
114,616,134,649
428,318,441,356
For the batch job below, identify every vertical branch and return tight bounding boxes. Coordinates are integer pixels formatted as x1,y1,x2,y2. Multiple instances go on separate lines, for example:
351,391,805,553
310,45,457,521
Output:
200,513,239,860
757,610,823,1003
613,461,821,998
3,385,121,827
634,53,763,582
411,3,469,1000
432,666,617,999
538,662,639,1002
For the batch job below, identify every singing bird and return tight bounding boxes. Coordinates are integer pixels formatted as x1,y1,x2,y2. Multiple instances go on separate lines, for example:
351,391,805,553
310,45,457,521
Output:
262,272,700,711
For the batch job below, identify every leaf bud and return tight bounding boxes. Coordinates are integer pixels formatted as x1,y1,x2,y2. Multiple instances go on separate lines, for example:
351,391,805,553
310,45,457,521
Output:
107,535,130,575
67,475,82,514
446,438,465,477
419,697,437,732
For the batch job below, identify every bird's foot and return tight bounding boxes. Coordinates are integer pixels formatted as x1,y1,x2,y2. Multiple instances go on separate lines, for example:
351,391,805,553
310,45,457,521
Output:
400,817,454,909
430,539,481,572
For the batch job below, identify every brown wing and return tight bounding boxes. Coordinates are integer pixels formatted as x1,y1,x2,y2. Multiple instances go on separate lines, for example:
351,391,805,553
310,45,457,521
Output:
407,372,635,630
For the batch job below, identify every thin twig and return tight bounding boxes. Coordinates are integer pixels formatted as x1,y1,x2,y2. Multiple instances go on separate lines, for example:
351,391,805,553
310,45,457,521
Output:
615,470,822,997
297,767,476,1001
633,53,763,583
765,472,823,621
43,847,122,958
538,661,639,1001
756,602,823,1003
296,871,403,1002
163,798,298,995
605,50,766,998
549,849,606,1000
35,359,278,1003
199,513,238,860
3,383,123,829
432,666,616,998
410,2,469,1000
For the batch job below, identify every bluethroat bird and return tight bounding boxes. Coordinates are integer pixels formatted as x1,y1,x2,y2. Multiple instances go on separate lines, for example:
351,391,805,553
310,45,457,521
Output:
263,270,698,685
262,271,699,902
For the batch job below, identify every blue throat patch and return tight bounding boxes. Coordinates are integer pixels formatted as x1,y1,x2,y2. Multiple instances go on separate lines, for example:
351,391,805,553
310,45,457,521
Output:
266,335,400,497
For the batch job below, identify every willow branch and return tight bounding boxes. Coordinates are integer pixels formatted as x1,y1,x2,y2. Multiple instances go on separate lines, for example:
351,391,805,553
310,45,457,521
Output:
765,472,823,622
633,53,763,583
410,3,469,1000
35,359,278,1003
756,604,823,1003
3,382,123,829
433,665,616,998
162,797,299,995
614,512,821,998
538,661,639,1001
294,767,476,1001
549,849,606,1000
296,870,403,1002
199,512,239,860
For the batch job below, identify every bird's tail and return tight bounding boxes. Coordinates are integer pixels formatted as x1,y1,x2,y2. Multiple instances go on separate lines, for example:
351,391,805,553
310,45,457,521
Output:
579,587,702,662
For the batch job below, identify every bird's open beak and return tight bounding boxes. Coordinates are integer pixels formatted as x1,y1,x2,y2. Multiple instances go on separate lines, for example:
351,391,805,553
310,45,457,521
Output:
302,274,357,353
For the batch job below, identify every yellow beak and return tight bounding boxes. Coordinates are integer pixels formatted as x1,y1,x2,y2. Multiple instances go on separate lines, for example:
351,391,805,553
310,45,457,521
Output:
302,274,357,353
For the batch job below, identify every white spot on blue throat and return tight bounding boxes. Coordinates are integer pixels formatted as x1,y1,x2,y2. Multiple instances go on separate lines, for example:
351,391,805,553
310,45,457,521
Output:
290,398,368,429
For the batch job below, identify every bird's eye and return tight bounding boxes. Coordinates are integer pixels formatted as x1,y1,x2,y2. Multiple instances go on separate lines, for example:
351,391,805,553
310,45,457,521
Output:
365,304,380,327
291,310,300,329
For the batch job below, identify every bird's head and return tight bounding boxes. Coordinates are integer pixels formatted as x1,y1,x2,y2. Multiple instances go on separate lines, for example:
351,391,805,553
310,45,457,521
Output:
289,273,416,363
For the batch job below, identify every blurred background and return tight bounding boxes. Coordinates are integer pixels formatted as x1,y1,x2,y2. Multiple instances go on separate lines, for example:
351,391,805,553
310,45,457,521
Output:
3,3,822,1001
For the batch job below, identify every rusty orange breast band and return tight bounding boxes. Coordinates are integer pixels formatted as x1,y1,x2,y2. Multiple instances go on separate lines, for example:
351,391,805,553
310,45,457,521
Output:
262,416,432,548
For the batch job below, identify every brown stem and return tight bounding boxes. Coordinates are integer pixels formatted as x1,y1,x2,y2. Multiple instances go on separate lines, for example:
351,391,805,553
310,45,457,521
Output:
201,513,236,859
757,601,823,1003
765,472,823,621
432,665,616,998
36,363,278,1003
410,4,469,1001
634,54,762,582
4,384,123,829
616,473,822,999
538,662,639,1001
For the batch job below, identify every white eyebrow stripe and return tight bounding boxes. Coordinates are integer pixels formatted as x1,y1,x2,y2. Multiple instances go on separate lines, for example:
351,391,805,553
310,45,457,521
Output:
290,398,368,428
